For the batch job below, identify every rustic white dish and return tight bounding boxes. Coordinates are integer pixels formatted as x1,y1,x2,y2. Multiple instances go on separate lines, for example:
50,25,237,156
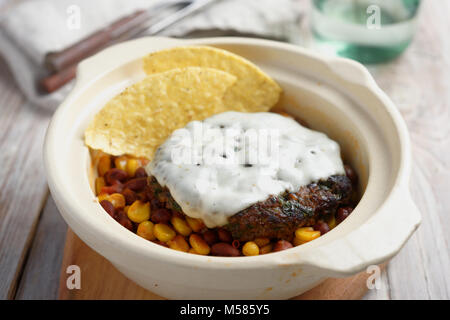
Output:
44,37,421,299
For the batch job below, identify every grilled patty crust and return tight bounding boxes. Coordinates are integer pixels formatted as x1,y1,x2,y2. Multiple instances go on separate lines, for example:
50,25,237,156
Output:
224,175,353,241
148,174,353,242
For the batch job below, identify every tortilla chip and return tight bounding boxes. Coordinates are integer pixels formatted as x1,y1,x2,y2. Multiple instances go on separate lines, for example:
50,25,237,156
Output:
85,67,237,158
143,46,282,112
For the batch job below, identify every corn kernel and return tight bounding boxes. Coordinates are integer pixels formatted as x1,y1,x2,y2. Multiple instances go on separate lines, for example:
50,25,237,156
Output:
127,200,150,223
95,177,105,195
154,223,176,242
188,248,197,254
295,227,321,243
126,158,140,177
90,150,104,164
98,155,111,177
327,214,337,229
97,192,109,202
293,237,305,246
114,156,128,171
260,243,273,254
171,217,192,236
137,221,155,241
242,241,259,256
185,217,204,232
254,237,270,247
189,234,210,255
124,205,130,214
168,235,190,252
109,193,125,209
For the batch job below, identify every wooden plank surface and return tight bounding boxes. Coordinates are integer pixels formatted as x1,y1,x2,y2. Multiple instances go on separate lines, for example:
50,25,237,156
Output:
362,0,450,300
0,57,52,299
15,196,67,299
59,229,386,300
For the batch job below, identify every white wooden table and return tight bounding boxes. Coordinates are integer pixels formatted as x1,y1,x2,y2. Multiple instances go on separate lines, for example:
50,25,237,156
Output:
0,0,448,299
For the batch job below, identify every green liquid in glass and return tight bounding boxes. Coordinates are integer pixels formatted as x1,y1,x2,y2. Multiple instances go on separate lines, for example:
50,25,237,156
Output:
311,0,420,64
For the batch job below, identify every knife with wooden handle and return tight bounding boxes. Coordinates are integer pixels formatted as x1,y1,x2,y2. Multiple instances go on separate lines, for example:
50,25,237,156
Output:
44,10,150,73
40,0,217,93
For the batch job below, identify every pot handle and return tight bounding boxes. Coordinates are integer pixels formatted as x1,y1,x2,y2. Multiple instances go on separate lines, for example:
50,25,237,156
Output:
293,185,421,277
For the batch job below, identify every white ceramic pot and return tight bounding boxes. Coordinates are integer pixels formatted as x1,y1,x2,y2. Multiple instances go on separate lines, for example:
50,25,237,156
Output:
44,37,421,299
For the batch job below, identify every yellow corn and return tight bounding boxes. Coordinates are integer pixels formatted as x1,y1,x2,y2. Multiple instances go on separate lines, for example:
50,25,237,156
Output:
242,241,259,256
171,217,192,236
95,177,105,195
114,156,128,171
185,217,204,233
295,227,321,243
108,193,125,209
127,200,150,223
124,205,130,214
188,248,198,254
126,158,140,177
189,234,210,255
98,155,111,177
327,214,337,229
293,237,305,246
254,237,270,247
97,192,109,202
260,243,273,254
168,235,190,252
137,221,155,241
154,223,176,242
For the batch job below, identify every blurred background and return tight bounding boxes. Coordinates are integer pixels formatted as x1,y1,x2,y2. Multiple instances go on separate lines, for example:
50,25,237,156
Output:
0,0,448,300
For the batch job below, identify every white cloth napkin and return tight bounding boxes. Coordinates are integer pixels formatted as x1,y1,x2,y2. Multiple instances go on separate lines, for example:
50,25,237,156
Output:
0,0,302,110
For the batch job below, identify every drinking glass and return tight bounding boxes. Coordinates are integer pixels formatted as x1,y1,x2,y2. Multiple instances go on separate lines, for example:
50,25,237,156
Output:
310,0,421,63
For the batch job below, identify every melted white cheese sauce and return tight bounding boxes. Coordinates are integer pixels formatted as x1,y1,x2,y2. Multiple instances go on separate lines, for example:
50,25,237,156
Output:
147,112,345,228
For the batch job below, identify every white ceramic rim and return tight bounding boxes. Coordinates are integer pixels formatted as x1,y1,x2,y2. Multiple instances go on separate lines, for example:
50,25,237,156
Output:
44,37,421,277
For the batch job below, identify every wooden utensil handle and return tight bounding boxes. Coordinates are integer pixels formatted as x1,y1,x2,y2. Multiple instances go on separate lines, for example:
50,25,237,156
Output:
44,10,149,72
40,64,77,93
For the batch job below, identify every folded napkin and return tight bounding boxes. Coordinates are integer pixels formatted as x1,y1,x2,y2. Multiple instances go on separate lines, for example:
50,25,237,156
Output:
0,0,302,110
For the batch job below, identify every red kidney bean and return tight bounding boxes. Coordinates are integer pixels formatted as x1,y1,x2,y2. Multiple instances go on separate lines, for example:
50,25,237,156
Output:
122,188,138,205
171,210,185,219
211,243,240,257
344,165,358,185
313,221,330,235
217,228,232,243
151,208,172,224
150,198,162,210
134,167,148,178
203,230,218,245
273,240,293,252
231,240,240,249
124,177,147,192
337,207,353,224
153,240,169,248
116,210,133,231
100,200,115,218
100,181,124,194
137,191,149,202
104,168,128,185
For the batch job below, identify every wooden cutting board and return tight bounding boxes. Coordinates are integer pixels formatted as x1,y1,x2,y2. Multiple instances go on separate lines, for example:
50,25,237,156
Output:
59,228,384,300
